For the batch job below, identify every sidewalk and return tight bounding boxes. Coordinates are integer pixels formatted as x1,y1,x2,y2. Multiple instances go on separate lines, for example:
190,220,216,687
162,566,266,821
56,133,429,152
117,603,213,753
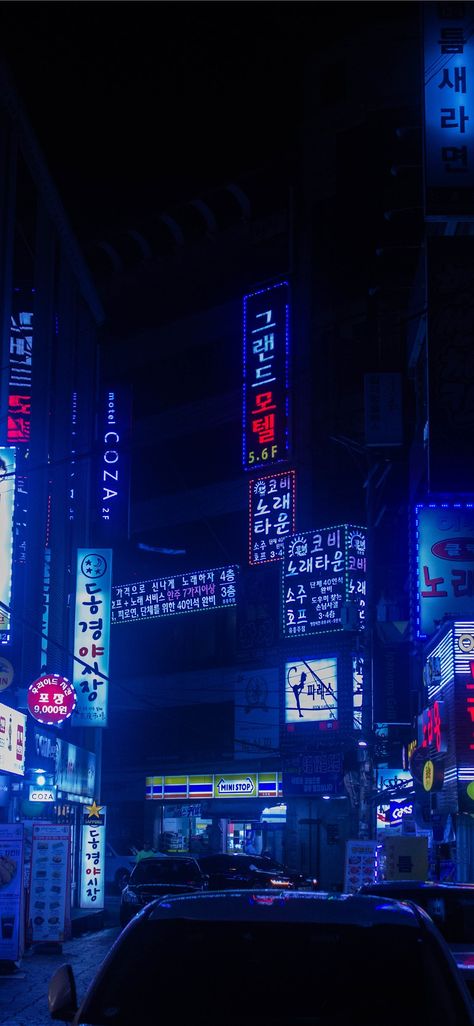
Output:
0,898,121,1026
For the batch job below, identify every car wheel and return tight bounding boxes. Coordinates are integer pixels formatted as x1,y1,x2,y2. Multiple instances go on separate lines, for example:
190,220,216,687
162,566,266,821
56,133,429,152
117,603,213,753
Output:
115,868,130,892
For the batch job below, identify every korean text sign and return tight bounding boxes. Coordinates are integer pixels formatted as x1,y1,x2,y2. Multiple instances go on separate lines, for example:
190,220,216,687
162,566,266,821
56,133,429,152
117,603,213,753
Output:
73,550,112,726
415,505,474,638
242,281,290,471
282,525,367,637
8,304,32,443
249,470,296,565
111,564,238,623
0,447,16,645
423,1,474,216
80,802,106,910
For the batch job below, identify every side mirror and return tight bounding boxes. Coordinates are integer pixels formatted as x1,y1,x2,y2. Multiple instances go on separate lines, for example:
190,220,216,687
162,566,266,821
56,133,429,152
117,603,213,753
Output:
48,963,78,1021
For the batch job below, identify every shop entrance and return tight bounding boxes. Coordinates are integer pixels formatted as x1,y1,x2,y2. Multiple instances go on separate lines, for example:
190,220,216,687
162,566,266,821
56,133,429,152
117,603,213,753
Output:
226,821,262,854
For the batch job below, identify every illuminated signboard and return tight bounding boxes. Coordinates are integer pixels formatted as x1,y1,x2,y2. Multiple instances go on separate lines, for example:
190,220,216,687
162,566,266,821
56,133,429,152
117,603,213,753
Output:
7,304,32,443
353,654,363,730
249,470,296,565
27,674,77,726
285,656,338,727
389,799,414,826
242,281,290,472
283,752,344,796
112,564,238,624
418,699,447,755
415,504,474,638
282,524,367,637
423,1,474,217
145,771,282,800
73,550,112,727
0,702,25,776
95,385,132,542
0,447,16,645
80,801,106,909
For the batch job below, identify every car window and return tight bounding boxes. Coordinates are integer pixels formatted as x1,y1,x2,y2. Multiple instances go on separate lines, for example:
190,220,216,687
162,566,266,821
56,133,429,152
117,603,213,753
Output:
80,918,470,1025
131,860,201,884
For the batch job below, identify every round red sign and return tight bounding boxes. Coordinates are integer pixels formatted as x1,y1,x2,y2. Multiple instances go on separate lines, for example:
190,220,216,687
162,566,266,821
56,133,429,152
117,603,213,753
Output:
27,674,77,725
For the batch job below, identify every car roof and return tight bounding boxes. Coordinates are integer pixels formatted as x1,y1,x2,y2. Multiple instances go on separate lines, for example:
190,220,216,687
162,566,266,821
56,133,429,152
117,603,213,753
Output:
359,880,474,894
144,889,423,926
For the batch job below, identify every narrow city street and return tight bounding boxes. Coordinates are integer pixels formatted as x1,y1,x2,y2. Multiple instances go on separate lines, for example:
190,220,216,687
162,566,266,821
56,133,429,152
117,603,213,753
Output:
0,900,121,1026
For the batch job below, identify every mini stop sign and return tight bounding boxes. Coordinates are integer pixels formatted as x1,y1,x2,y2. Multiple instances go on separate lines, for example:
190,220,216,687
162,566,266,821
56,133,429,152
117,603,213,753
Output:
27,673,77,725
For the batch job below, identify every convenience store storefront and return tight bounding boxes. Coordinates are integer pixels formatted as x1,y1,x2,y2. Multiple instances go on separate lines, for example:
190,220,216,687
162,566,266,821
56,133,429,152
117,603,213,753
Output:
145,770,285,860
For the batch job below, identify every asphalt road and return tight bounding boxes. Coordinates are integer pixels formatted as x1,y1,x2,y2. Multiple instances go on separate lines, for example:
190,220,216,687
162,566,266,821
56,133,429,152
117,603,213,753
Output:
0,899,121,1026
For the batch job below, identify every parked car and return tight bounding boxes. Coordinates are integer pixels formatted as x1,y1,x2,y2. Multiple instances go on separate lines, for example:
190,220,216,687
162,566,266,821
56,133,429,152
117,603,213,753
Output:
358,879,474,996
119,855,208,926
49,889,474,1025
194,851,317,890
104,842,137,893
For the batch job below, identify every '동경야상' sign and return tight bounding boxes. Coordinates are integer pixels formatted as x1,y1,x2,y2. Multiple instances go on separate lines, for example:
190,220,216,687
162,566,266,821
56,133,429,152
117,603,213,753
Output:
73,550,112,727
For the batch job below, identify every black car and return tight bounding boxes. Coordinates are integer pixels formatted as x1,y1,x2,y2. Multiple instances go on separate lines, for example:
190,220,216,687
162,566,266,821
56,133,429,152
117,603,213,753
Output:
119,856,208,926
49,889,474,1025
358,879,474,996
195,852,317,890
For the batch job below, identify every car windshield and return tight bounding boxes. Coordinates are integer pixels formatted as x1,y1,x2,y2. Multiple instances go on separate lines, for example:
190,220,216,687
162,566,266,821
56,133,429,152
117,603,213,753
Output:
130,860,201,885
81,918,468,1026
372,888,474,944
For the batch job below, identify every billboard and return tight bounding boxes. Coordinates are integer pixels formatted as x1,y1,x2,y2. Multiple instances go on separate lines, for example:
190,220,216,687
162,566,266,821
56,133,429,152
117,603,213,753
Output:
282,525,367,637
423,1,474,217
285,656,338,727
0,447,16,645
248,469,296,565
112,564,238,623
145,771,282,801
73,549,112,727
0,703,25,776
415,504,474,638
242,281,291,471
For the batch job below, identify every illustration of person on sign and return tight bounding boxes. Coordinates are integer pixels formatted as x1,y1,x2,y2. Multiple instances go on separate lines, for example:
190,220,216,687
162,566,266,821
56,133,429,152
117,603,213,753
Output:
288,667,307,718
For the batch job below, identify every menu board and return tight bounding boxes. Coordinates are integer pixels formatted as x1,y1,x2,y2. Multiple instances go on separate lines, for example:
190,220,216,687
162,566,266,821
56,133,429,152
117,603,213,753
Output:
0,823,24,962
28,824,71,943
282,525,367,637
343,839,379,894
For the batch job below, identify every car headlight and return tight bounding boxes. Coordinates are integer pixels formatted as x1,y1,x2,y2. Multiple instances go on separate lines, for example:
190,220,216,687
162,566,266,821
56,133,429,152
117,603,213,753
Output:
122,888,141,905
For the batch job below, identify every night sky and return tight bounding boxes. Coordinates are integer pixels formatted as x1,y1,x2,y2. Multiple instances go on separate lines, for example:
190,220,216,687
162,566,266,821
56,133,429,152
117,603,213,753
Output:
0,2,414,245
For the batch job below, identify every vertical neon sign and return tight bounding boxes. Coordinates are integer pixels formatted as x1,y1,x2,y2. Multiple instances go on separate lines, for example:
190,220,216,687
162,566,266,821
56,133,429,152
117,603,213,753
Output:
242,281,290,471
0,448,16,644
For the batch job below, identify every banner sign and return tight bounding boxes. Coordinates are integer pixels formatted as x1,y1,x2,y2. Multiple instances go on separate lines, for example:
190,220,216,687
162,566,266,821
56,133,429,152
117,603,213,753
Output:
242,281,291,472
73,549,112,726
344,839,379,894
28,823,71,944
145,771,283,801
0,702,25,776
423,1,474,216
95,385,132,542
112,564,238,624
415,504,474,638
80,801,106,909
249,470,296,565
0,447,16,645
282,524,367,637
0,823,24,961
7,303,33,443
285,656,338,726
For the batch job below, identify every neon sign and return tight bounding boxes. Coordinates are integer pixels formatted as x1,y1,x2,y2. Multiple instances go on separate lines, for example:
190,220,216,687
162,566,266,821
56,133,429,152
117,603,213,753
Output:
112,564,238,623
423,1,474,216
7,305,32,443
73,550,112,727
95,386,132,541
415,504,474,638
27,673,77,726
418,699,447,754
282,524,367,637
0,447,16,644
249,470,295,565
242,281,290,471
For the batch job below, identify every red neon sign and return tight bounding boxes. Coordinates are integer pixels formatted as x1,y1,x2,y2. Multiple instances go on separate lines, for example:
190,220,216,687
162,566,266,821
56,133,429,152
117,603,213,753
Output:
27,674,77,725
